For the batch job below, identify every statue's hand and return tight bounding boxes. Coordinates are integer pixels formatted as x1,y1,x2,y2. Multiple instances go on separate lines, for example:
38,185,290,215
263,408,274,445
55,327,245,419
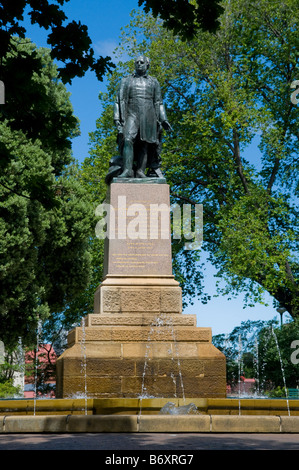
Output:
162,120,173,132
115,120,123,133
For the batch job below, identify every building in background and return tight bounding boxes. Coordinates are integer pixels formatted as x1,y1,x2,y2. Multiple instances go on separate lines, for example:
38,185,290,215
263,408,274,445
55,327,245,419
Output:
24,344,57,398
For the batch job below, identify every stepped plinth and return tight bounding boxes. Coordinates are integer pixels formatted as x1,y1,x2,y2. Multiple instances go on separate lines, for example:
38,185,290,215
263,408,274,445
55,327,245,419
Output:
56,181,226,399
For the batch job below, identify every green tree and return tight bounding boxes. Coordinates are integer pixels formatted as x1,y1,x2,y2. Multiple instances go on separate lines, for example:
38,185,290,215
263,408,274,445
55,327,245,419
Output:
90,1,298,317
213,319,268,387
0,342,23,398
40,95,112,350
0,38,93,348
213,318,299,391
257,319,299,390
139,0,223,38
0,0,114,84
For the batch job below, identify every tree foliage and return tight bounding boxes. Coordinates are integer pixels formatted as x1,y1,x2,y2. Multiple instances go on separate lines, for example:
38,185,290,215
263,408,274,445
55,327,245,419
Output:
139,0,223,38
0,39,93,348
0,0,114,83
40,94,113,351
90,0,298,317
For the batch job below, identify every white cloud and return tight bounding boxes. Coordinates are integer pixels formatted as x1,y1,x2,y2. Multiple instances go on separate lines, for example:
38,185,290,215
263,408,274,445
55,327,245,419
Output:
93,39,131,63
93,39,119,59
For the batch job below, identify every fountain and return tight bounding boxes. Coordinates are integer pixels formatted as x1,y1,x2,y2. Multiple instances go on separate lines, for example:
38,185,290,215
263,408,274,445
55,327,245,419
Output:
271,326,290,416
159,402,201,415
80,317,88,415
139,313,186,414
0,315,298,432
0,61,298,432
55,180,227,402
1,207,298,432
254,337,260,395
238,334,242,415
33,320,42,416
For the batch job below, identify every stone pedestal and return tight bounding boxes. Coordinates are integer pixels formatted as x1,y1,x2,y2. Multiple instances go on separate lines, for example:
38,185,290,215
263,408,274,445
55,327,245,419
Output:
56,180,226,399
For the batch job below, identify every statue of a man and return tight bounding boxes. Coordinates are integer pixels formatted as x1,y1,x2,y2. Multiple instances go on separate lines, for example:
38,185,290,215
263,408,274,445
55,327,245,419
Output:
113,56,172,178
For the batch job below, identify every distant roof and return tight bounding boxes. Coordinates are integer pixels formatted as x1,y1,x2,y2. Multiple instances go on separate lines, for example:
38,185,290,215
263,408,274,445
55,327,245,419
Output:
25,344,57,363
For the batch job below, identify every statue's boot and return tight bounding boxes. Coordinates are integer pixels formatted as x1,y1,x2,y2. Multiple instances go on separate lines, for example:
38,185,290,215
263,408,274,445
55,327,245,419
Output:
118,141,134,178
152,167,164,178
136,169,147,178
118,168,134,178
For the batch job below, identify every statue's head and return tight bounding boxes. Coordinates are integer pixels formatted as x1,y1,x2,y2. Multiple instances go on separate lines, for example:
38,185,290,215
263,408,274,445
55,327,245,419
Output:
134,55,150,76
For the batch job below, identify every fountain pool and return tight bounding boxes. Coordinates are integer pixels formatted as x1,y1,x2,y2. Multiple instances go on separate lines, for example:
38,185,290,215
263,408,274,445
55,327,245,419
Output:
0,396,299,433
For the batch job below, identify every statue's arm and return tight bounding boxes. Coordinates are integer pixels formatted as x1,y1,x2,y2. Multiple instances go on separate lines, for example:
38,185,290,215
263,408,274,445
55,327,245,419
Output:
114,101,123,132
114,79,126,132
154,78,172,132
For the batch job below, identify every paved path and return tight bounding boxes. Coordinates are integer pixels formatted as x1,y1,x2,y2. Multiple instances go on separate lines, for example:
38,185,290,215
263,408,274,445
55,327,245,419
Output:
0,433,298,450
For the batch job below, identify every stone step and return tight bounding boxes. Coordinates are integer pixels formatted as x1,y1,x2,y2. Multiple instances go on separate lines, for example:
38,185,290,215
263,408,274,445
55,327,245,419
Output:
85,313,197,327
61,340,223,360
67,326,212,345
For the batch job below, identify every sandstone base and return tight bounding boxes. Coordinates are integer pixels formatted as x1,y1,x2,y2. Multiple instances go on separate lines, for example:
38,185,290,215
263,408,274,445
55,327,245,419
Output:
94,275,182,314
56,181,226,399
56,310,226,399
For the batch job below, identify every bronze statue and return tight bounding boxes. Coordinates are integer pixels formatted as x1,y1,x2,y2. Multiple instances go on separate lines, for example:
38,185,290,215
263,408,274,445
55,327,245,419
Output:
105,56,171,183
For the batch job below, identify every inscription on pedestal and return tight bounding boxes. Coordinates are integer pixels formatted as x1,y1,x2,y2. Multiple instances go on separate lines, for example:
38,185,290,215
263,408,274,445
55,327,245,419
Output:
104,183,173,276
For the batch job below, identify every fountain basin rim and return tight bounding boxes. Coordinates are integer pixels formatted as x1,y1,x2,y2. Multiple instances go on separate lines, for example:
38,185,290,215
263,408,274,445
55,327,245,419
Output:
0,397,298,416
1,414,299,434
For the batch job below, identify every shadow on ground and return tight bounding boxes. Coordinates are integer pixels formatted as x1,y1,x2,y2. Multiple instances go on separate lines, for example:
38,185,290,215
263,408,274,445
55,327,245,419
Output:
0,433,299,450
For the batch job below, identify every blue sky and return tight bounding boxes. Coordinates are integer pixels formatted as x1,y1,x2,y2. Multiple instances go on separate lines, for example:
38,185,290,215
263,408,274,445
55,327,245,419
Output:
21,0,285,335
